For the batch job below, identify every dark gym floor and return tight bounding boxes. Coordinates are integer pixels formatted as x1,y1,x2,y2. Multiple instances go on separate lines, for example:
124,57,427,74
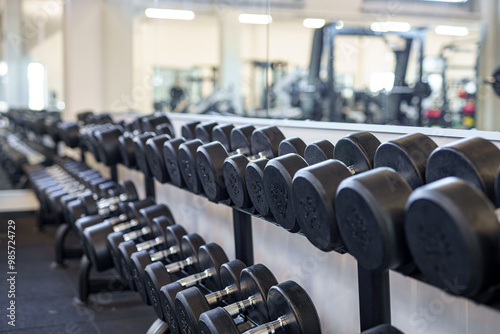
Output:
0,214,157,333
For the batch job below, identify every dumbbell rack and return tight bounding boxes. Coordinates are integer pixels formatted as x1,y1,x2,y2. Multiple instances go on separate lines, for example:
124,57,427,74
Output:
164,113,500,333
75,160,160,303
69,113,500,333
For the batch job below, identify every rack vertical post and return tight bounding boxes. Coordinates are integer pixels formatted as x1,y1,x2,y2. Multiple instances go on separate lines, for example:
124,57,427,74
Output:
358,264,391,331
232,209,254,266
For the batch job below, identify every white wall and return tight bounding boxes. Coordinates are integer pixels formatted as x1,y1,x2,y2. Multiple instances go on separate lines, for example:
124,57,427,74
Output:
29,29,64,106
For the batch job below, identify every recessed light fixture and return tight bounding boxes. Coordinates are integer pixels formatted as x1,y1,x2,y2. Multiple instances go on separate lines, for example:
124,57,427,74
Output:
238,14,272,25
145,8,195,20
370,21,411,33
434,25,469,36
303,18,325,29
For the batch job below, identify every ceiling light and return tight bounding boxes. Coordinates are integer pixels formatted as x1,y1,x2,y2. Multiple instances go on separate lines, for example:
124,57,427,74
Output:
238,14,272,25
370,21,411,33
145,8,195,20
303,18,325,29
434,25,469,36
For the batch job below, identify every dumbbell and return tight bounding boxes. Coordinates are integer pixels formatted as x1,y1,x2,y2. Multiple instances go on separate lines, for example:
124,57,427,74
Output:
141,113,175,137
74,198,155,242
425,137,500,203
335,136,498,268
112,215,177,282
175,121,222,193
175,262,273,334
195,124,258,201
80,123,116,162
266,132,380,234
130,225,194,304
221,126,309,213
145,120,209,184
405,177,500,298
49,179,117,222
111,215,176,289
83,202,174,271
329,134,438,269
158,243,229,332
198,280,321,334
292,132,433,251
117,114,170,170
144,242,227,322
335,168,414,273
64,177,126,224
163,121,215,188
143,234,208,318
362,324,404,334
79,180,139,215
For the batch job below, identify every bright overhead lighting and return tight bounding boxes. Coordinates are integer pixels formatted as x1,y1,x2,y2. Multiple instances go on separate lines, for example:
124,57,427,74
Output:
238,14,272,25
371,21,411,32
434,25,469,36
145,8,195,20
303,18,325,29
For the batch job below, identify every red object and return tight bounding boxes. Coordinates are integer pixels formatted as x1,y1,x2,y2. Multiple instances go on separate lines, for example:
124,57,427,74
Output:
462,101,475,115
424,108,442,119
457,90,468,99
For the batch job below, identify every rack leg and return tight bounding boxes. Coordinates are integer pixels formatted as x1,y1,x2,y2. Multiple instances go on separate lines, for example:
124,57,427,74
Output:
110,165,118,182
145,177,156,200
77,255,129,303
232,209,254,266
54,223,82,266
358,264,391,331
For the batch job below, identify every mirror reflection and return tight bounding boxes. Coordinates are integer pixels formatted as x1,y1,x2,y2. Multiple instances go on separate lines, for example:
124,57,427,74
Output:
2,0,498,130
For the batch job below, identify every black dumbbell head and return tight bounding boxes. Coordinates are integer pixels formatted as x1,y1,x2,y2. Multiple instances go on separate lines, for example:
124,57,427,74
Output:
278,137,306,156
95,125,124,166
405,177,500,298
304,139,334,165
264,153,308,232
131,225,188,305
240,264,278,323
336,168,412,272
118,132,137,168
178,139,204,194
83,222,115,271
333,131,380,173
250,126,285,157
118,180,139,202
426,137,500,201
223,154,253,208
163,137,187,188
155,123,175,137
134,132,156,177
75,215,105,238
374,133,437,189
292,160,352,251
212,124,235,151
181,121,201,140
246,158,270,216
107,231,127,277
197,142,231,202
146,135,172,183
144,233,206,319
266,281,321,334
160,243,228,333
195,121,218,143
174,260,246,334
197,307,239,334
230,125,255,153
